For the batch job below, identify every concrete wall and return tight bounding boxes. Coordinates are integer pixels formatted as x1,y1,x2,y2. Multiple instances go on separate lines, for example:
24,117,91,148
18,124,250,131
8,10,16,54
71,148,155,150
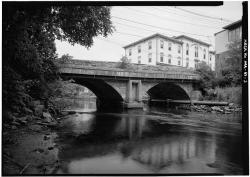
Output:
215,30,229,54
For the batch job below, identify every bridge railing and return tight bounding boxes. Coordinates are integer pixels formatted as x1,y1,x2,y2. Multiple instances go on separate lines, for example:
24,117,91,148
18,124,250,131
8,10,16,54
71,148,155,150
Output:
58,63,200,81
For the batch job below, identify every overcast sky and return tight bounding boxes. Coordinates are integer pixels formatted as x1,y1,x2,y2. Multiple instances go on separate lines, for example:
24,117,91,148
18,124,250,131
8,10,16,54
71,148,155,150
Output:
55,1,243,62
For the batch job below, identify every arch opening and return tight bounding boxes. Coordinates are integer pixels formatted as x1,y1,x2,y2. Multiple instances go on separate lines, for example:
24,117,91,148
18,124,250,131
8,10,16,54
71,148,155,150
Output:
72,78,124,110
147,82,190,101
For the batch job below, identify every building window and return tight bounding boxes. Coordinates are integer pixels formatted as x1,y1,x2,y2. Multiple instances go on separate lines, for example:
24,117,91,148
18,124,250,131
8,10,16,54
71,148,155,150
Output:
168,42,172,51
160,52,164,62
195,46,198,57
186,58,189,67
203,49,206,59
186,43,189,55
178,45,181,54
177,57,181,65
148,53,152,63
138,56,141,64
148,41,152,50
138,45,141,53
168,55,171,64
195,60,199,68
129,49,132,56
160,40,164,49
210,55,212,61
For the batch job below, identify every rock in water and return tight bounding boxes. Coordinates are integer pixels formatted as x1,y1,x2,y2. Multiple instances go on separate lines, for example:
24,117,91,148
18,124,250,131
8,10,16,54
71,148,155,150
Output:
42,112,53,123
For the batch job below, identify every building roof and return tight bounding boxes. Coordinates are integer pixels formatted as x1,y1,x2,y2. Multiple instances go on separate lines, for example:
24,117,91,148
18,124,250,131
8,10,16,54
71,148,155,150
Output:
214,29,227,36
174,35,211,46
223,19,242,30
123,33,183,49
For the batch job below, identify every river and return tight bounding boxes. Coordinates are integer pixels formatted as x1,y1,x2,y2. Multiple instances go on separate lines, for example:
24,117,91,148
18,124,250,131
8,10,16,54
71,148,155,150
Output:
54,99,243,175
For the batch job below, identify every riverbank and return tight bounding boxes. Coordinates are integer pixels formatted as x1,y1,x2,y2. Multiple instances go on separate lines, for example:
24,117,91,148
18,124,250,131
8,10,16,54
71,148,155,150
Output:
2,111,71,174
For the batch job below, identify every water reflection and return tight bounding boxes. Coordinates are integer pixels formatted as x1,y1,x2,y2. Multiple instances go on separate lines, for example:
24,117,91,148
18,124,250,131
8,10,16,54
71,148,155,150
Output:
55,99,243,174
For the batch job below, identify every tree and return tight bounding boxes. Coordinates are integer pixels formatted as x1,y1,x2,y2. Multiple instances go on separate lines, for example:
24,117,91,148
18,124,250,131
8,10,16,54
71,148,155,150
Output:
195,61,216,93
58,54,74,64
2,3,114,117
221,40,242,86
118,56,132,69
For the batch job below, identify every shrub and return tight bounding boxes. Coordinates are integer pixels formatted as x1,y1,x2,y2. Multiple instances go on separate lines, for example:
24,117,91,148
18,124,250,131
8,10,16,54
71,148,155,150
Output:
118,56,132,69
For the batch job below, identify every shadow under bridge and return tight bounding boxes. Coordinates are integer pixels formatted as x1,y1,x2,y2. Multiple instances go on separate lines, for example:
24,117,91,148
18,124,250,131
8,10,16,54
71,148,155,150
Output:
146,82,190,104
72,78,124,110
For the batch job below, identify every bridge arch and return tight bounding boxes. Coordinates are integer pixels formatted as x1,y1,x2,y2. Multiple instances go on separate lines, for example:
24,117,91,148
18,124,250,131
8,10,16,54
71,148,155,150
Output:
146,82,191,101
67,77,124,109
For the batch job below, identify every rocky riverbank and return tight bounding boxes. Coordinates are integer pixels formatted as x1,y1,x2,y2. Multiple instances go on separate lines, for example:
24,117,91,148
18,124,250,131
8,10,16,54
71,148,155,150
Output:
190,103,242,114
2,99,72,175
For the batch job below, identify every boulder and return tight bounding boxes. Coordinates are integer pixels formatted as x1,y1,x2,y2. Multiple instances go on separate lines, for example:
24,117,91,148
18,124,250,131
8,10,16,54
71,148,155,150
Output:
42,112,53,123
29,124,43,131
12,121,21,126
34,105,45,116
11,125,17,130
229,103,234,108
211,106,223,112
23,107,33,115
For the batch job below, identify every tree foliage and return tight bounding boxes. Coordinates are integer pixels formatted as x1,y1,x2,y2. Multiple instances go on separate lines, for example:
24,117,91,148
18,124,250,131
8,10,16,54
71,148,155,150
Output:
3,3,114,116
118,56,132,69
221,40,242,86
195,61,216,93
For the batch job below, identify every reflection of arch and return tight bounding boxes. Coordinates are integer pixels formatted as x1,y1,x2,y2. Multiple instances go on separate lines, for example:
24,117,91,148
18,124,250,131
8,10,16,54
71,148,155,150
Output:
147,82,190,100
67,77,124,109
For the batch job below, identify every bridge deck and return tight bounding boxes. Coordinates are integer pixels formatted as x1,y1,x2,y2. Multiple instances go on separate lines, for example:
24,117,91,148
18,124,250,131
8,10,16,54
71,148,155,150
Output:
58,60,200,81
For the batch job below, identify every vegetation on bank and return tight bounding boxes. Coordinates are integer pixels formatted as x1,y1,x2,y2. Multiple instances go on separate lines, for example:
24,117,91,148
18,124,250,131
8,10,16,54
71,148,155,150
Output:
3,4,114,122
195,40,242,105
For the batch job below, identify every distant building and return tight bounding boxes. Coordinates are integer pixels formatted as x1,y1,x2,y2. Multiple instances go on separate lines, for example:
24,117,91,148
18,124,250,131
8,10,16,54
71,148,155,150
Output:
123,33,215,70
214,20,242,76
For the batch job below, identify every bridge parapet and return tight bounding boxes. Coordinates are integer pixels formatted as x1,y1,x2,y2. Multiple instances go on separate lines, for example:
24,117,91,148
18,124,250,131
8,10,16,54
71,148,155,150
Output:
59,64,200,81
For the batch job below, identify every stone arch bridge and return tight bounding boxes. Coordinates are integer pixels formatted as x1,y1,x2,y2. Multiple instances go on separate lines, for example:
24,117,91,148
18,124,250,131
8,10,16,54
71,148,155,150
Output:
58,60,201,109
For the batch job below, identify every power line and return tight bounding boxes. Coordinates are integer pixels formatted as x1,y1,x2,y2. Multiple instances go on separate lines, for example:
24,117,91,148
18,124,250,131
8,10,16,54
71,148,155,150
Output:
122,7,221,29
114,21,161,33
112,16,212,38
152,6,227,25
173,6,233,23
114,21,212,44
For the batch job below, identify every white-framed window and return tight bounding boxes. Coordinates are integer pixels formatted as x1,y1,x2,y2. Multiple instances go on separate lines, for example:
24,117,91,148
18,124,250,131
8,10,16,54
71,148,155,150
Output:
148,41,152,50
186,43,189,55
203,49,206,59
186,58,189,67
168,55,172,64
160,40,164,49
129,49,132,56
138,45,141,53
160,52,164,62
195,60,199,68
177,57,181,65
178,45,181,54
138,56,141,64
168,42,172,51
195,46,198,57
148,53,152,63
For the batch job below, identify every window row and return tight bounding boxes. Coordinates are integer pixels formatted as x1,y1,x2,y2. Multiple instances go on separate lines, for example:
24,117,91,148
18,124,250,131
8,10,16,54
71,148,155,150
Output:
137,54,182,66
129,44,207,60
128,42,182,56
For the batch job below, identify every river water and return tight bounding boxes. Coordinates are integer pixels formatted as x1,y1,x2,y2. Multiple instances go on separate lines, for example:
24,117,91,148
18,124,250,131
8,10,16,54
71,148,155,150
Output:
54,99,243,175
